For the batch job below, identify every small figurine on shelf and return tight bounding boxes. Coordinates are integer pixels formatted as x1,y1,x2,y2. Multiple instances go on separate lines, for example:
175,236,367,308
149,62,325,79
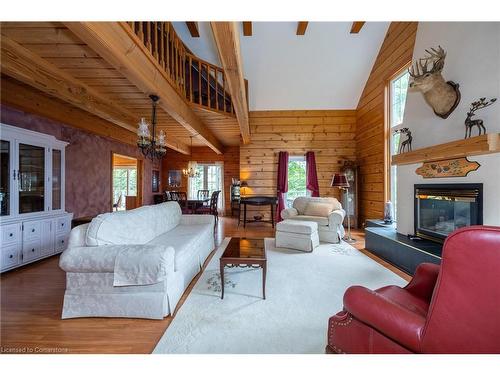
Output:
464,97,497,138
395,127,413,153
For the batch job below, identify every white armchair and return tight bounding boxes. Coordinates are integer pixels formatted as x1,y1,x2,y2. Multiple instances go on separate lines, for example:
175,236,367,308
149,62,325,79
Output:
281,197,345,243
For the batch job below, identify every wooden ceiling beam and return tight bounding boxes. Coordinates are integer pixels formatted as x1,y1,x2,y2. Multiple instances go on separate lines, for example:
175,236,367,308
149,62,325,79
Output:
65,22,224,154
242,22,252,36
185,22,200,37
210,22,250,144
296,22,308,36
0,35,190,154
350,22,366,34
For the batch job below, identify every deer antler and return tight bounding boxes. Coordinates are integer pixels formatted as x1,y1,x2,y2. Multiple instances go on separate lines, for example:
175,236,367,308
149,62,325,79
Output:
408,46,446,78
469,97,497,114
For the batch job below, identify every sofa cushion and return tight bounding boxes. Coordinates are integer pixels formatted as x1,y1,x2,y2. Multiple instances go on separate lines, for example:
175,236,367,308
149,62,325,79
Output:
147,223,213,271
276,219,319,234
293,197,341,215
289,215,329,226
86,202,182,246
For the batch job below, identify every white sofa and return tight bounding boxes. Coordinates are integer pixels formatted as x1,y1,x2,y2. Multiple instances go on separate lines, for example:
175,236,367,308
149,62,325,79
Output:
59,202,215,320
280,197,345,243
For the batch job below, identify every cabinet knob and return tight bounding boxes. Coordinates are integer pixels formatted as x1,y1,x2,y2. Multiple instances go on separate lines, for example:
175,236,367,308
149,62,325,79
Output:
61,223,64,227
31,248,35,252
31,228,35,232
9,254,13,259
9,233,13,237
62,240,65,244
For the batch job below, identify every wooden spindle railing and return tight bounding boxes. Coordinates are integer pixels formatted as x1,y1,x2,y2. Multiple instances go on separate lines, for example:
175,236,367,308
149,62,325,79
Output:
126,21,236,116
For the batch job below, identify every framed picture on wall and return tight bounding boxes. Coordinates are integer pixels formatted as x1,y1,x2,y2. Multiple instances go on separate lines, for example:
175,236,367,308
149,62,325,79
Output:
152,170,160,193
168,170,182,188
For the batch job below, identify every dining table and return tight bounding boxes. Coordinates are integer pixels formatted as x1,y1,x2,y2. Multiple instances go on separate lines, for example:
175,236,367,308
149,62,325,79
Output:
183,198,210,213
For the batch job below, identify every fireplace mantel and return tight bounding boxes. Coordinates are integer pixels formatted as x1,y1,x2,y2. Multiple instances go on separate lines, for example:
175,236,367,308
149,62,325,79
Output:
391,133,500,166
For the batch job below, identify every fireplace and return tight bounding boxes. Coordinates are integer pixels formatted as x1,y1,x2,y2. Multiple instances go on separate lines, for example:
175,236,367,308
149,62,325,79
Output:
414,184,483,243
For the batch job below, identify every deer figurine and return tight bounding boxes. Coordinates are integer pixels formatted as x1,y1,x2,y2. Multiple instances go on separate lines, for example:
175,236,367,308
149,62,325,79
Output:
464,97,497,138
395,128,413,153
408,46,461,119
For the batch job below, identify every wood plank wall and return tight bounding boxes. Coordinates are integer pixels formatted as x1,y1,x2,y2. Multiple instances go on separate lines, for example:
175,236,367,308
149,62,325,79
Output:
240,110,357,220
355,22,418,224
161,146,240,215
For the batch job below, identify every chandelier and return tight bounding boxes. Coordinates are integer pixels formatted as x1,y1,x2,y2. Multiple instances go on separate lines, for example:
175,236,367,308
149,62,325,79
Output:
137,94,167,160
182,136,200,178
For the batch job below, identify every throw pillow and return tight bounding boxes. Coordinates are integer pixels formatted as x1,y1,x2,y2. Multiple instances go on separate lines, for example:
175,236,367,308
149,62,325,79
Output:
303,202,333,217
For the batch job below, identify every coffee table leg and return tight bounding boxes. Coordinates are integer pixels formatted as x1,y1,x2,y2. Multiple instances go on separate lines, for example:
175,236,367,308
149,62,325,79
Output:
262,261,267,300
220,262,225,299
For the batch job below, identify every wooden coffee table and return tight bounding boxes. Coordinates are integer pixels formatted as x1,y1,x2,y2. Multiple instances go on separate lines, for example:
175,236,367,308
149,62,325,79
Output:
219,238,267,299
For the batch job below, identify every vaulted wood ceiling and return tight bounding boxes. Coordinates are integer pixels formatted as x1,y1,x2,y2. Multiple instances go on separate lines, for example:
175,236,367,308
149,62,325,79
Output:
0,22,242,153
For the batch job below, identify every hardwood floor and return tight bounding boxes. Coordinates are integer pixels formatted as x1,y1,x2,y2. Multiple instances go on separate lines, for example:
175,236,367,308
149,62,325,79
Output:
0,217,410,354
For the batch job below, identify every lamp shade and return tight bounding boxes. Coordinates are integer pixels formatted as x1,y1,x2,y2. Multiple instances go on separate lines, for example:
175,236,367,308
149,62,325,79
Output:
331,173,349,188
240,181,248,187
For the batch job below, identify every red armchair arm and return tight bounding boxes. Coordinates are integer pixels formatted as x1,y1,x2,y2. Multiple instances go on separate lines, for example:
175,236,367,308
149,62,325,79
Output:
404,263,440,302
343,286,426,352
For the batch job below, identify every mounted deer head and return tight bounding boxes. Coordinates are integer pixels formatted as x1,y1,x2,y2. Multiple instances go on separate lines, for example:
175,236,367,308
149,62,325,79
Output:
408,46,461,119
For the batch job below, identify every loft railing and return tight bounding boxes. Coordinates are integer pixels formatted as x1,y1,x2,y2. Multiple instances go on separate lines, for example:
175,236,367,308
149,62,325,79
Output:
126,21,235,116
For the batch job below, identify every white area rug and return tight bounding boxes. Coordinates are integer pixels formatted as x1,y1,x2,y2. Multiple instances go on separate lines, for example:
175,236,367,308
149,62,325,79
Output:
153,238,406,354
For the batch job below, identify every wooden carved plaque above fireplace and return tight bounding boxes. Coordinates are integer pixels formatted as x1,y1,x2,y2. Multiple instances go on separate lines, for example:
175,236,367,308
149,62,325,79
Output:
415,157,480,178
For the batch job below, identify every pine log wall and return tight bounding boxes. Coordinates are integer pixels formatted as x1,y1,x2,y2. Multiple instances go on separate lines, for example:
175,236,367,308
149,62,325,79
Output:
240,110,357,220
355,22,418,224
161,146,240,215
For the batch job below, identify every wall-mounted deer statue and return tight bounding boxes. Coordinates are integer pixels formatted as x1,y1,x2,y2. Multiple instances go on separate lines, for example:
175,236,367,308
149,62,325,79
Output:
408,46,461,119
464,97,497,138
395,128,413,153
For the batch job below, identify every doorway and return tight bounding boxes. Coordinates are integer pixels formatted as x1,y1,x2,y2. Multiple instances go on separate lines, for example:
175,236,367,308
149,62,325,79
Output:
111,153,142,211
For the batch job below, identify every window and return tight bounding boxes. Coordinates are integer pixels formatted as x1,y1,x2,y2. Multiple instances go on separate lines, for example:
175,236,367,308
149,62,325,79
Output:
187,163,224,211
388,69,410,221
112,154,138,211
287,156,307,207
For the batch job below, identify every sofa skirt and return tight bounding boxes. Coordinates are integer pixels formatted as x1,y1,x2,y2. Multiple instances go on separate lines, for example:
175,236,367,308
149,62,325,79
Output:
62,271,183,320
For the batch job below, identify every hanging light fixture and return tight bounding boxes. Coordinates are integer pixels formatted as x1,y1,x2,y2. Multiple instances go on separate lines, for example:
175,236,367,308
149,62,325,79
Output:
183,136,200,178
137,94,166,160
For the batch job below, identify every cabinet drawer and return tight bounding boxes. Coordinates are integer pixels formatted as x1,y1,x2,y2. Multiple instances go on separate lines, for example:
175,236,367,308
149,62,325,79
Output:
23,221,42,242
2,224,20,245
22,240,42,262
56,217,71,234
55,234,69,253
1,244,21,270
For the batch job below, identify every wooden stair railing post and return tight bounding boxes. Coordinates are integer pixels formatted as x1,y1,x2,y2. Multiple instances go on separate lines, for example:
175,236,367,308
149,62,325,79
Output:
146,22,152,52
138,21,144,41
215,69,219,111
153,22,159,60
159,23,165,68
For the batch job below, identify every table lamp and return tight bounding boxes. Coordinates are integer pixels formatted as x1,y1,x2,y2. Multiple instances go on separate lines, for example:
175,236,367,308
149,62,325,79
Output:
331,173,356,244
240,181,248,196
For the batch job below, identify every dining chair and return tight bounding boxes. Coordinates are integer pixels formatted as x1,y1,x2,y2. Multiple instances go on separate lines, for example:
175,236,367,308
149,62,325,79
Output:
195,190,221,228
112,194,123,211
197,189,210,200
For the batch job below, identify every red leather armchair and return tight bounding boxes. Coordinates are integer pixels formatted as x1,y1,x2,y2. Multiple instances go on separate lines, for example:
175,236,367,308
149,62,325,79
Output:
326,225,500,354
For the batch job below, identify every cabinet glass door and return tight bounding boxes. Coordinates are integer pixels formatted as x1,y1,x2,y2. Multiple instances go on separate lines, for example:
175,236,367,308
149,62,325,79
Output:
52,149,62,210
18,143,45,214
1,140,10,216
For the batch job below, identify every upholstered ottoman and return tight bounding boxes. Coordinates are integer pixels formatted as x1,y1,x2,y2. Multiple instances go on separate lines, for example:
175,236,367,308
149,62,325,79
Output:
275,220,320,252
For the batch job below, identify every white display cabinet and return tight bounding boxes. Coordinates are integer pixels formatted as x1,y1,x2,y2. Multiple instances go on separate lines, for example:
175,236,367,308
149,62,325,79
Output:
1,123,73,272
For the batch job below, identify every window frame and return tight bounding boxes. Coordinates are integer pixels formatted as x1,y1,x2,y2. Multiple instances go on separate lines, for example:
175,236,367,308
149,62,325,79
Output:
385,63,411,221
286,155,308,207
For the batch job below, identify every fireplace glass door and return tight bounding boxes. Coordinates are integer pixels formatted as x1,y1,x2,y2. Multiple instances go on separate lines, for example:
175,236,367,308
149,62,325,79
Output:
415,184,482,243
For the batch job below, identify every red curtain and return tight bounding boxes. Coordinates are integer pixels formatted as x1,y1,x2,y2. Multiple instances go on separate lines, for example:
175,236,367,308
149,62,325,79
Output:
276,151,289,222
306,151,320,197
